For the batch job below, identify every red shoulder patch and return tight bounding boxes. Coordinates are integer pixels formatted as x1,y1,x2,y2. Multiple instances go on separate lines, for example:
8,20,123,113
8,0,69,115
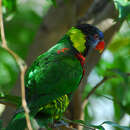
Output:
57,48,69,54
75,53,86,75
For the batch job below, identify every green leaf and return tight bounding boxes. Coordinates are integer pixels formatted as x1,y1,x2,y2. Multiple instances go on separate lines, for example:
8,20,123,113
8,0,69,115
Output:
101,121,130,130
74,120,105,130
51,0,57,7
114,0,130,21
65,119,105,130
0,47,19,94
3,0,16,12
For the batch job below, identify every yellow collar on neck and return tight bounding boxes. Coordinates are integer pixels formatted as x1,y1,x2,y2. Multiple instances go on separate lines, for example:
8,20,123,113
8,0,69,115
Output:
67,27,86,53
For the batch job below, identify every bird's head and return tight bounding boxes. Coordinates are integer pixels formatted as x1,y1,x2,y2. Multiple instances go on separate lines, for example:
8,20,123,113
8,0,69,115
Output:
67,24,105,56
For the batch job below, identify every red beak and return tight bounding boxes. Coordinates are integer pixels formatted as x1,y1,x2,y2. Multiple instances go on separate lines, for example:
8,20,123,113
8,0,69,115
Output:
95,40,105,53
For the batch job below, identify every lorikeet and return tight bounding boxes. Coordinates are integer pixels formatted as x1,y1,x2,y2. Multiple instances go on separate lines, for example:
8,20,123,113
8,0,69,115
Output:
6,24,105,130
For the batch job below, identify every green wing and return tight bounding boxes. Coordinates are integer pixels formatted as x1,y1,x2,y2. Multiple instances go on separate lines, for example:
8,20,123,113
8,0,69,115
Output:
25,48,83,115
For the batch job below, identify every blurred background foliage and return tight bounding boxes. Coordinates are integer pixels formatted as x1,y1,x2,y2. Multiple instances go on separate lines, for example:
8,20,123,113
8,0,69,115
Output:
83,22,130,130
0,0,130,130
0,0,53,95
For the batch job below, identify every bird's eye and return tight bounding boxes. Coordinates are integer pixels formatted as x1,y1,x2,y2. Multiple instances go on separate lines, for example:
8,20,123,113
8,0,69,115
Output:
94,34,99,40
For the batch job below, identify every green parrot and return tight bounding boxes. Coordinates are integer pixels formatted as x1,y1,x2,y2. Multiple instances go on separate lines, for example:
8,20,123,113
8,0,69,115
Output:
6,24,105,130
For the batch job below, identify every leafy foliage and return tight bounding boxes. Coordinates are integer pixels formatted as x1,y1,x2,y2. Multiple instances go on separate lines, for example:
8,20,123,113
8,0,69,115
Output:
0,0,49,95
3,0,16,12
114,0,130,22
2,0,17,19
101,121,130,130
64,118,130,130
50,0,57,6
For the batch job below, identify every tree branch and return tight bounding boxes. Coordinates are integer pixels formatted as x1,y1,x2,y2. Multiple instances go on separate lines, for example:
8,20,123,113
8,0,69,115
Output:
86,77,108,100
82,73,130,109
0,101,17,108
63,117,95,130
0,0,6,48
0,0,32,130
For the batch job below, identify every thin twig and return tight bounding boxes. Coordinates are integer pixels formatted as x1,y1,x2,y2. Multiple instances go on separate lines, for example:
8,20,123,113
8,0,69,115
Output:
86,77,108,100
0,1,32,130
21,65,33,130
